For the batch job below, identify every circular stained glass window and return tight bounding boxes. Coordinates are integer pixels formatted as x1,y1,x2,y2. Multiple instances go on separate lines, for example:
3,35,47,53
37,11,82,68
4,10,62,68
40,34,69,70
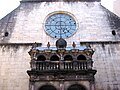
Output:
44,13,77,38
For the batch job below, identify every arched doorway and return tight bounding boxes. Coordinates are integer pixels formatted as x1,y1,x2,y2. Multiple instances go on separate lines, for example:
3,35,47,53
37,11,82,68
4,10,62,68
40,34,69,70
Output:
67,84,86,90
38,85,57,90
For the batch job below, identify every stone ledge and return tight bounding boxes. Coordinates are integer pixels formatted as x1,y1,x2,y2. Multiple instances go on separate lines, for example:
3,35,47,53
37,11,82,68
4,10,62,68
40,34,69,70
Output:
20,0,100,3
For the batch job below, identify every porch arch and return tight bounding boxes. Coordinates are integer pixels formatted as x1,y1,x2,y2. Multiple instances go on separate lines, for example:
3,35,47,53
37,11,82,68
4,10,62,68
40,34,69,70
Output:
67,84,87,90
38,85,57,90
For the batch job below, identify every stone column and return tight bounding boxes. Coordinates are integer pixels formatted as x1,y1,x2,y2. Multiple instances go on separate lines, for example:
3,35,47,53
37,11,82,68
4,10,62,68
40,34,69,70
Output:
60,80,64,90
89,80,96,90
29,81,35,90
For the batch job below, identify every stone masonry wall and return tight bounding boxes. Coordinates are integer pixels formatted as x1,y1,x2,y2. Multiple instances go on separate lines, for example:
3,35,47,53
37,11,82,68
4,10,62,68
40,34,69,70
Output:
92,42,120,90
0,1,120,90
0,44,31,90
9,2,114,44
1,2,120,44
0,43,120,90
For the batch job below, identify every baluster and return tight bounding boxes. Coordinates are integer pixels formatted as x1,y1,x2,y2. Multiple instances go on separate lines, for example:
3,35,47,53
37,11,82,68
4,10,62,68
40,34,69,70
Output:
69,63,71,69
84,62,86,70
68,63,70,69
37,62,39,70
56,63,58,70
77,62,78,70
45,62,46,70
71,63,73,69
73,62,75,70
52,62,54,70
67,63,68,70
77,62,80,70
46,62,48,70
65,63,66,70
43,62,45,70
44,62,46,70
39,62,41,70
65,62,67,70
80,62,82,70
58,62,59,70
45,62,47,70
41,63,43,70
82,62,83,70
64,62,65,69
83,62,84,70
38,62,40,70
86,62,87,69
49,62,51,70
53,63,55,70
56,63,58,69
55,63,57,69
75,63,77,70
54,63,56,70
83,62,85,70
42,62,44,70
48,62,50,70
51,63,53,70
52,63,54,70
69,62,71,70
72,62,73,70
42,63,44,70
76,63,78,70
55,63,57,70
49,62,50,70
50,62,52,70
84,61,87,70
36,62,38,70
68,63,70,70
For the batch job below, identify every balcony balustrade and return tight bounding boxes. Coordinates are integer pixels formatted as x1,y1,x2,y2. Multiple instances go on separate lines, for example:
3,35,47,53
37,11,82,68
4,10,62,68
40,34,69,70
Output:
31,60,93,71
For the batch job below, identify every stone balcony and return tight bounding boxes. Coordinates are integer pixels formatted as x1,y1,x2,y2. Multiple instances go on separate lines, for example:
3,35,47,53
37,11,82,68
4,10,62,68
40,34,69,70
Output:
31,60,93,71
27,60,97,77
27,41,97,82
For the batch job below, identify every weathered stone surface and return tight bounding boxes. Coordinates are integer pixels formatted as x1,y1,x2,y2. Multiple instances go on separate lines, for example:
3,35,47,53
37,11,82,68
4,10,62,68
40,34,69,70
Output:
0,44,31,90
91,42,120,90
0,2,120,44
0,0,120,90
0,42,120,90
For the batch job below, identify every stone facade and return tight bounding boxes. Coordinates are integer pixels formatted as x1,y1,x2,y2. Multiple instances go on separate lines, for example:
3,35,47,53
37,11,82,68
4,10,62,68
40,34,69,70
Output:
0,44,30,90
113,0,120,17
0,0,120,90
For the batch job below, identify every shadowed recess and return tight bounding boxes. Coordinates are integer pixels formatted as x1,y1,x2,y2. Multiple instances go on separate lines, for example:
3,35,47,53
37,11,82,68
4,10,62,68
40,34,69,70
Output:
67,84,86,90
37,55,46,61
38,85,57,90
